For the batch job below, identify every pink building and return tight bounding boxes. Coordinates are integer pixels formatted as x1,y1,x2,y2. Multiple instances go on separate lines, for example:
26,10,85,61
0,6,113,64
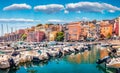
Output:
27,31,45,42
114,17,120,36
17,29,25,34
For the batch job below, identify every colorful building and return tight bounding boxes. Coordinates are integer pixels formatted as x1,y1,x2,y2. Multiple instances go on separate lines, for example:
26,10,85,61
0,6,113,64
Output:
114,17,120,36
17,29,25,34
35,24,50,41
49,31,57,41
67,22,81,41
80,22,89,40
35,24,49,32
87,22,97,38
35,24,62,41
100,21,113,38
27,31,45,42
1,33,21,42
80,22,97,40
49,25,62,32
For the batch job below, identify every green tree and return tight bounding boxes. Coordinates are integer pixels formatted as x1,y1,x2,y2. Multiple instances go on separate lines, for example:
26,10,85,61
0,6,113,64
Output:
21,34,27,41
56,32,64,41
107,33,111,39
36,24,42,27
47,23,54,25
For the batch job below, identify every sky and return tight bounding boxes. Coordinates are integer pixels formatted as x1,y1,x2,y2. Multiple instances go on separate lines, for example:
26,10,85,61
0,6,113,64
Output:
0,0,120,36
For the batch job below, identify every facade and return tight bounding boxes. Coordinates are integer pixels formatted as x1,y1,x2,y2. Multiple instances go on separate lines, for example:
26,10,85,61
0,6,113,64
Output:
35,24,48,32
67,22,81,41
49,25,62,32
114,17,120,36
80,22,97,40
0,33,22,42
48,25,62,41
80,22,89,40
100,21,113,38
17,29,25,34
1,16,120,42
63,25,68,41
7,33,20,41
49,31,57,41
27,31,45,42
95,22,101,39
35,24,51,41
87,22,96,38
35,24,62,41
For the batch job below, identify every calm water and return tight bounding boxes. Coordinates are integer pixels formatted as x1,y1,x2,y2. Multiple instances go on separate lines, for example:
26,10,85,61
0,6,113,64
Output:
0,46,118,73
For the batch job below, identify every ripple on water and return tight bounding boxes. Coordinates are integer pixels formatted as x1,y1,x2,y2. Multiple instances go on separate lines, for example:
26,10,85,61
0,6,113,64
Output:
0,45,118,73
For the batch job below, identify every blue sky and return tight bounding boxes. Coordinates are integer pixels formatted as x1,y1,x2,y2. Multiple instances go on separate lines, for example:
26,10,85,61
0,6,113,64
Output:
0,0,120,35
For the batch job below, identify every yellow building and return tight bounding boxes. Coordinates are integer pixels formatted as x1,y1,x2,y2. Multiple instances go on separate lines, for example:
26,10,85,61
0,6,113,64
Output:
100,21,113,38
81,22,96,38
49,31,57,41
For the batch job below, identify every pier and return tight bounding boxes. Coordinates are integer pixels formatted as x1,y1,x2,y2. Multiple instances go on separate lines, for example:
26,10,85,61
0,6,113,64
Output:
0,42,94,69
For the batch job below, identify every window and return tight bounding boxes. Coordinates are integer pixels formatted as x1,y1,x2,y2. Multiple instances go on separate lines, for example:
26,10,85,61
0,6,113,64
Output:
73,29,77,32
71,34,77,36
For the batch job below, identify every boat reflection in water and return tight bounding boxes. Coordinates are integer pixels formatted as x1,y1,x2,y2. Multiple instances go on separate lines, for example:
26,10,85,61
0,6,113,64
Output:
96,65,120,73
65,46,99,64
0,45,119,73
0,61,49,73
64,46,120,73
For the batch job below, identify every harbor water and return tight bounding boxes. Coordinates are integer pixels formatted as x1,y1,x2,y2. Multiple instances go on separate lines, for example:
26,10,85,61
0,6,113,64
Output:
0,45,118,73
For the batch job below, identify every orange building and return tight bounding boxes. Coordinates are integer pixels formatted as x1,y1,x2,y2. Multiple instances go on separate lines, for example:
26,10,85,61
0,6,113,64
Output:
87,22,96,38
51,25,62,31
67,22,81,41
100,21,113,38
80,22,96,39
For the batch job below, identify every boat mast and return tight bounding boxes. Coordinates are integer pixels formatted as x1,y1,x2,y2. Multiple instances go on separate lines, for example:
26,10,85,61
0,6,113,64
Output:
6,24,8,42
1,24,4,43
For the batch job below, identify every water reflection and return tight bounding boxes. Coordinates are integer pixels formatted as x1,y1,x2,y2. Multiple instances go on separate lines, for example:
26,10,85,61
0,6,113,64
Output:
0,67,19,73
0,45,119,73
63,45,120,73
100,47,109,59
96,65,119,73
0,61,49,73
27,69,37,73
65,46,100,64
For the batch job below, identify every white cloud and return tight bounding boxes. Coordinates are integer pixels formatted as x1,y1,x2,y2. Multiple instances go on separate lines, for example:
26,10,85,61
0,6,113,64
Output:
109,10,115,13
3,3,31,11
34,4,64,13
0,18,40,23
64,10,69,14
76,11,81,13
47,19,66,24
82,17,89,21
65,2,120,13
